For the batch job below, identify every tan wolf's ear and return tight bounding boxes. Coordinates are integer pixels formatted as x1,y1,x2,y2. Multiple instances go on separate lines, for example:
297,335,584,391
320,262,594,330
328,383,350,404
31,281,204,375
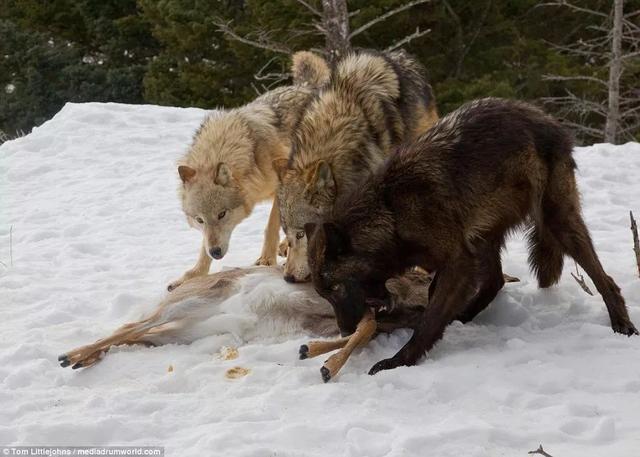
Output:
215,163,232,186
178,165,196,184
272,158,289,181
307,160,336,201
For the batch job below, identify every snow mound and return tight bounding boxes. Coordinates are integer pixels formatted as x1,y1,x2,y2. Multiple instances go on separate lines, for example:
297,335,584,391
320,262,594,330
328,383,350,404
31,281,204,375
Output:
1,102,639,456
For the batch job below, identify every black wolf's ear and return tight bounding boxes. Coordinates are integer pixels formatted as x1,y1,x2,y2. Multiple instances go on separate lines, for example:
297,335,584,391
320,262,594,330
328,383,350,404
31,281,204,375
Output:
215,163,232,186
272,158,289,181
304,222,317,240
323,222,348,257
307,160,336,202
178,165,197,184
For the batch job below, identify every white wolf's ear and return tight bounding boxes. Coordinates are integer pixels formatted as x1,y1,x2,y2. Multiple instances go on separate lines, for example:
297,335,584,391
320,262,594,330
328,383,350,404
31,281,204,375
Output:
308,160,336,201
178,165,196,184
272,158,289,181
215,163,232,186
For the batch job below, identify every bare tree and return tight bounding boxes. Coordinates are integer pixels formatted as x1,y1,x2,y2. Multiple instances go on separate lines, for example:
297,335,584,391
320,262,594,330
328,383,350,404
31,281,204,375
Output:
540,0,640,144
212,0,431,83
321,0,351,65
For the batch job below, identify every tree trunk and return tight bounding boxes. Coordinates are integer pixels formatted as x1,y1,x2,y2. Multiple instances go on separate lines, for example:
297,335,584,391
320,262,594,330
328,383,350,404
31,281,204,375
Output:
604,0,623,144
321,0,351,66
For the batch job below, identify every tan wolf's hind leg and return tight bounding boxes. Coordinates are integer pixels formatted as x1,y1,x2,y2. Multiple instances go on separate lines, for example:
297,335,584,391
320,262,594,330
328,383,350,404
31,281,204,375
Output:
255,197,281,266
320,310,376,382
168,240,212,291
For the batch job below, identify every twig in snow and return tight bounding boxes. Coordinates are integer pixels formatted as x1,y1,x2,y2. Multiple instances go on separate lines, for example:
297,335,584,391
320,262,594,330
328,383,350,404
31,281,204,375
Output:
570,262,594,295
528,445,554,457
631,211,640,277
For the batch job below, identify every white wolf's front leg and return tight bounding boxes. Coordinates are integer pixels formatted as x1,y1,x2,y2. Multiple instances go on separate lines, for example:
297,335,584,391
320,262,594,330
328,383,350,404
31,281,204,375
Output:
255,197,280,266
168,240,212,291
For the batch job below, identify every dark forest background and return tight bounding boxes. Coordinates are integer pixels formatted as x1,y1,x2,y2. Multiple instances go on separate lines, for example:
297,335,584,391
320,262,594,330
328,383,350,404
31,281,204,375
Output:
1,0,638,144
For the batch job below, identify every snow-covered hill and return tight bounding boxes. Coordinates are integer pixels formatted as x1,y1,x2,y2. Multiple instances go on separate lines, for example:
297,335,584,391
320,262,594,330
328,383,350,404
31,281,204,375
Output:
1,102,639,457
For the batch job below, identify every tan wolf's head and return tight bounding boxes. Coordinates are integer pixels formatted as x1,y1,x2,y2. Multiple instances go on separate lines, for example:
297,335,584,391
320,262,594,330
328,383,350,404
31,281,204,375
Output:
274,158,336,283
178,162,251,260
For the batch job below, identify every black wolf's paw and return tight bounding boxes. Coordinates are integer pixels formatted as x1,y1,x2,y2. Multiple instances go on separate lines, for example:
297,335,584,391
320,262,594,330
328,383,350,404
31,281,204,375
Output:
368,357,404,375
612,320,639,336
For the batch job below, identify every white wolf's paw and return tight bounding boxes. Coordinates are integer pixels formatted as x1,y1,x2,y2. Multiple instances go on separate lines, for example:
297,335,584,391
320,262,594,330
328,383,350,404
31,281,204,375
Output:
278,238,289,257
254,256,276,266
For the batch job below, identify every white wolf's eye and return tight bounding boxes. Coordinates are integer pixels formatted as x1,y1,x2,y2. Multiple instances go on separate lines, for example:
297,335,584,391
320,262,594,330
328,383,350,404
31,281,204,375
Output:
331,284,340,291
218,210,227,220
296,231,305,240
195,216,204,224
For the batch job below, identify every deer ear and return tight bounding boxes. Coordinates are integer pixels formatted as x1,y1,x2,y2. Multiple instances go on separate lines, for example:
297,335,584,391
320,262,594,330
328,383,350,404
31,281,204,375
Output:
215,163,232,186
272,158,289,181
304,222,317,240
307,160,336,201
322,222,348,256
178,165,196,184
384,278,403,298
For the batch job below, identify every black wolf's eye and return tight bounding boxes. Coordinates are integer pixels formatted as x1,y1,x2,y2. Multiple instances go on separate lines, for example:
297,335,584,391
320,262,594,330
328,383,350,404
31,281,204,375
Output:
218,210,227,220
296,231,305,240
195,216,204,224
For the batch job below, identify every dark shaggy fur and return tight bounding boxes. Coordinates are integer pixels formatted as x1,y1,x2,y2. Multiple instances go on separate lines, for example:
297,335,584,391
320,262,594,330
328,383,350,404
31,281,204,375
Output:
306,97,637,374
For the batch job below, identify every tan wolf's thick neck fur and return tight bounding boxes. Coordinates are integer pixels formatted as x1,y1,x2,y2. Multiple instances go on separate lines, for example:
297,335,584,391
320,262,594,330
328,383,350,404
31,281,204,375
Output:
275,49,438,283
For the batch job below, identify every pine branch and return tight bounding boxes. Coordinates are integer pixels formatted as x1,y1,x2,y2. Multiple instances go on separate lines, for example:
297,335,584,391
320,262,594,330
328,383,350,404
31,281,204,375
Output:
294,0,322,16
349,0,430,39
542,74,609,88
556,120,605,137
212,19,291,55
385,27,431,52
537,1,608,19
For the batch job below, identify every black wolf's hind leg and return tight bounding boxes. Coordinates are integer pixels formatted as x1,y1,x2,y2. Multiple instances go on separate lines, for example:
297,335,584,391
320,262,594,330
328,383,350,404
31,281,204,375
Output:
528,224,564,288
456,243,505,323
549,211,637,336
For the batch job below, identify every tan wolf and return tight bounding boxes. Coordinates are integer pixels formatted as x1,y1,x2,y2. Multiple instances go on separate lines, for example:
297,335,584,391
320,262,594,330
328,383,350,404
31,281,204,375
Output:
169,51,331,291
58,266,432,370
273,49,438,283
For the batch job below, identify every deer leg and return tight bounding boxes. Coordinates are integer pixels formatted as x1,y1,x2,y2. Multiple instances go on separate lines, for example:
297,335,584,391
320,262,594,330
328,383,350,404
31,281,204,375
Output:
320,309,376,382
299,335,351,360
59,314,167,369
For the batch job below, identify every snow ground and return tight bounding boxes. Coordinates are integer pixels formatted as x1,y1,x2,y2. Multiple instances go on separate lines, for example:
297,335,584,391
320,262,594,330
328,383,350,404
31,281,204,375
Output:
1,102,639,457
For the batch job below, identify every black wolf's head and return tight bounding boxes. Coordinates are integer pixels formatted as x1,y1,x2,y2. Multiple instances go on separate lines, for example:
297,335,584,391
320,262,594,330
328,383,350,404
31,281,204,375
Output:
305,222,376,335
